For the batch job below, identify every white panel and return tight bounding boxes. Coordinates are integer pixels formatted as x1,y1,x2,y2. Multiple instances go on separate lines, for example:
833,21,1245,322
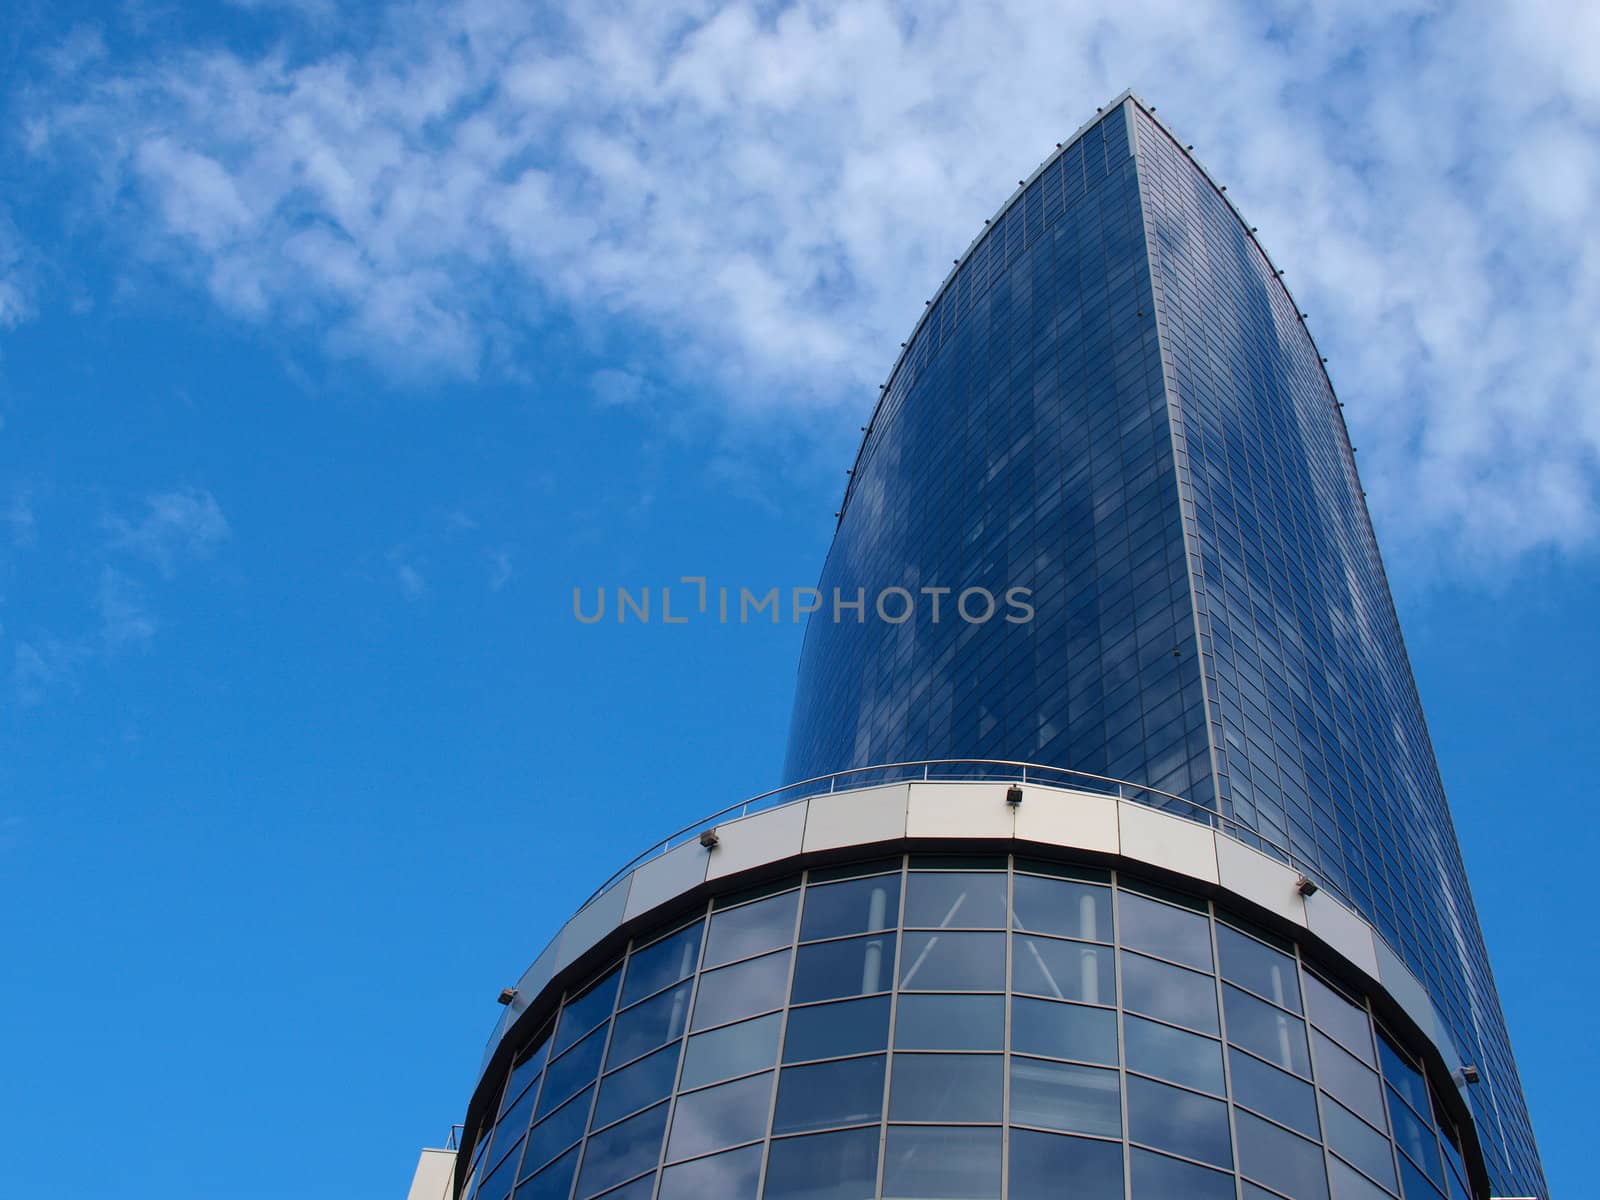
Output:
1214,836,1308,927
1304,890,1380,978
509,938,560,1022
1117,801,1219,884
906,782,1016,839
802,784,909,853
1373,936,1436,1039
555,876,630,971
405,1148,457,1200
706,801,808,881
622,839,710,923
1013,787,1119,856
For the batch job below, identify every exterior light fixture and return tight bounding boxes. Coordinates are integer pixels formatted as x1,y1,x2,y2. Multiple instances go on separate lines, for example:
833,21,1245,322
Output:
1005,785,1023,807
1295,874,1318,897
496,988,517,1006
1460,1064,1481,1085
699,828,720,849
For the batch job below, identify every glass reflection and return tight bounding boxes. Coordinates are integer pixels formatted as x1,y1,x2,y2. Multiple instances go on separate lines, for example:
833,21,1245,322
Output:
1012,873,1111,941
801,874,901,941
883,1125,1001,1200
1008,1129,1123,1199
666,1071,773,1162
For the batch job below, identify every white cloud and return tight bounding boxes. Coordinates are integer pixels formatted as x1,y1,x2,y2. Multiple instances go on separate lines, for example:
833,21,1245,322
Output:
97,566,157,649
106,487,231,576
26,0,1600,566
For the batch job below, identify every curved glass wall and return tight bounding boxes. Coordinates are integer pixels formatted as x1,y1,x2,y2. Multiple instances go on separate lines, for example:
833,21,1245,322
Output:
781,97,1541,1193
460,855,1479,1200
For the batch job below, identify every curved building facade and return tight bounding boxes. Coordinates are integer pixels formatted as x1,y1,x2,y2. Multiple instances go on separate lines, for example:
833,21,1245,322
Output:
784,95,1542,1195
428,94,1543,1200
448,779,1505,1200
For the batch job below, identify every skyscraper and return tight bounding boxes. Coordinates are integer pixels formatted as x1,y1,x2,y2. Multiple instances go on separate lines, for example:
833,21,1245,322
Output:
421,94,1544,1200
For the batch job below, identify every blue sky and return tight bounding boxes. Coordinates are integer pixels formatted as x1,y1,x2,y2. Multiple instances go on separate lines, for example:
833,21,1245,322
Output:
1,2,1595,1198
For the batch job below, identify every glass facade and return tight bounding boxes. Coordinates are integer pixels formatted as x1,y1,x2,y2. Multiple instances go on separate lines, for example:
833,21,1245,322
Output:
782,98,1541,1195
460,857,1482,1200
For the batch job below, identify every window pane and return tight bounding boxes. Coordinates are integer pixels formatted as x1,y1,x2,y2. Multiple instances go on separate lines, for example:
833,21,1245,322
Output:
665,1071,772,1162
1305,973,1375,1065
889,1053,1003,1123
607,980,691,1068
1009,1057,1121,1136
555,968,620,1053
1011,997,1118,1065
1012,874,1111,941
1126,1075,1233,1169
772,1055,887,1134
1128,1147,1235,1200
512,1145,577,1200
764,1127,879,1200
538,1026,607,1115
1121,951,1218,1034
524,1088,592,1174
1008,1129,1123,1200
491,1086,539,1165
883,1125,1001,1200
657,1144,761,1200
478,1137,522,1200
1387,1087,1443,1185
1218,923,1302,1013
1118,890,1213,970
1235,1108,1330,1200
1230,1045,1319,1136
681,1012,781,1090
592,1042,681,1130
1224,984,1311,1075
899,931,1004,990
691,949,790,1031
1328,1155,1395,1200
704,890,799,968
893,993,1002,1050
792,933,896,1002
1398,1152,1445,1200
1125,1014,1223,1094
574,1101,667,1199
622,921,704,1007
1314,1030,1387,1128
903,871,1008,928
785,995,892,1062
1012,935,1114,1004
503,1029,553,1115
1322,1095,1398,1192
1377,1034,1431,1119
802,874,901,941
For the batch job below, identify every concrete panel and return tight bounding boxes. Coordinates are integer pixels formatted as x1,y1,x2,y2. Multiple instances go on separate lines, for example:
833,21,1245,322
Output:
1117,801,1219,884
906,782,1016,839
510,938,560,1017
1013,787,1120,856
1304,891,1380,979
706,801,808,881
1374,936,1436,1040
406,1148,457,1200
1215,836,1308,928
802,784,909,853
623,839,710,923
555,876,630,972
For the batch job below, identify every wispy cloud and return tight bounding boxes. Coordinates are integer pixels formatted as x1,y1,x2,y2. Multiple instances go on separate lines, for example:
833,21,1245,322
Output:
106,487,230,576
96,566,157,649
488,548,513,591
4,487,229,708
23,0,1600,567
3,489,35,548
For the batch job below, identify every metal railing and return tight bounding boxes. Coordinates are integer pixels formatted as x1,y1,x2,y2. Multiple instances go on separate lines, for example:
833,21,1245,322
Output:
576,758,1314,910
479,759,1335,1069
